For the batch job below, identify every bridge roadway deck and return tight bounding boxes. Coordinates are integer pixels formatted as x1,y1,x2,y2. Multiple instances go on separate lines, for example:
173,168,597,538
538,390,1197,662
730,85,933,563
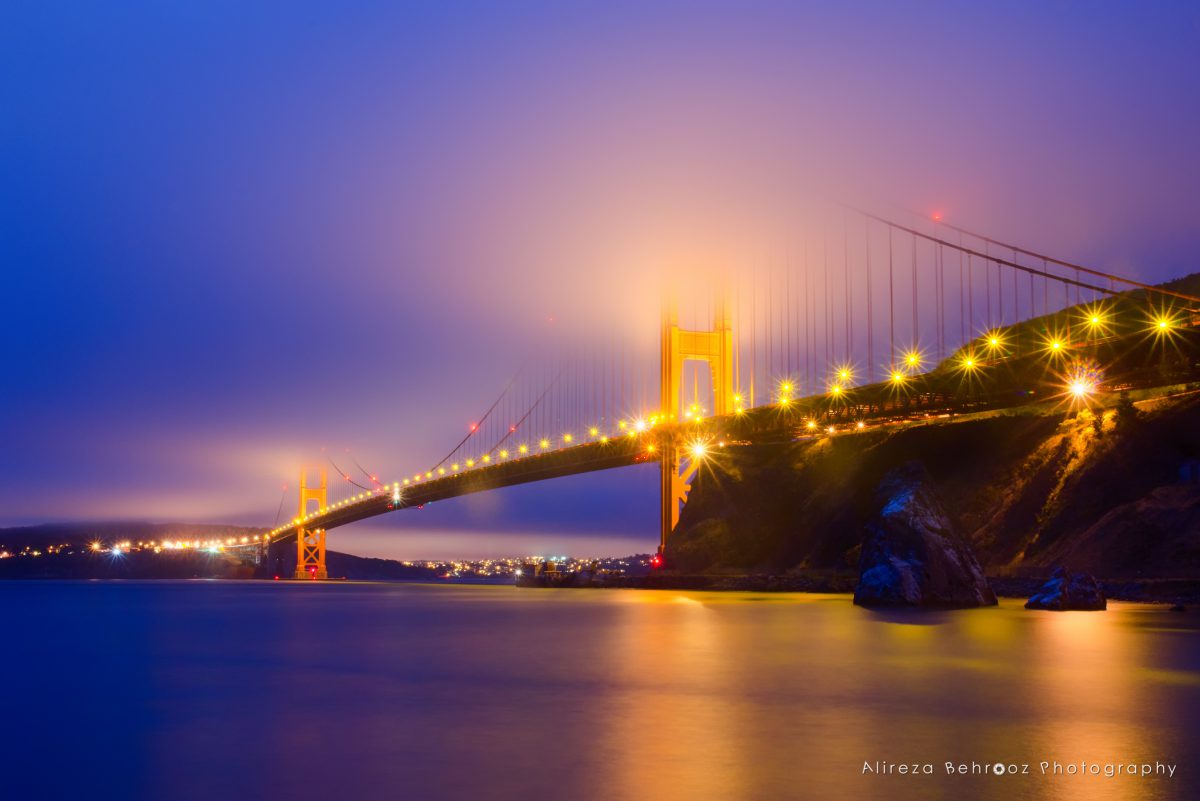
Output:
270,436,654,545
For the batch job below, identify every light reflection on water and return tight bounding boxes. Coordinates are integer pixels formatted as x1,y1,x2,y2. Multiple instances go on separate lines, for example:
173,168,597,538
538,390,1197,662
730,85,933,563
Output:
2,582,1198,801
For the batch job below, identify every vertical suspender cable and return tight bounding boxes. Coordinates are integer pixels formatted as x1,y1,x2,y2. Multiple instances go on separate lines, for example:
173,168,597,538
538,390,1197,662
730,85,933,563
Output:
888,226,895,369
958,233,965,347
844,218,852,366
865,218,873,381
911,234,918,352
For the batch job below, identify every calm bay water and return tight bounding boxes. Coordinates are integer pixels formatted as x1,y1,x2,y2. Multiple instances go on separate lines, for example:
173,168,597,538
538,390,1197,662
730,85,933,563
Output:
3,581,1199,801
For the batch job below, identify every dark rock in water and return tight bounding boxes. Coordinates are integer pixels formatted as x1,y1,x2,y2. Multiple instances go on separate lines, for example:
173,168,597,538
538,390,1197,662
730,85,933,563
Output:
1024,567,1107,611
853,462,997,608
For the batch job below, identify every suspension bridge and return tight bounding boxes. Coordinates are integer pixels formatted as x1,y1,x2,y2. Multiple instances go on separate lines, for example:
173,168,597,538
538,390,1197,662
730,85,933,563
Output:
258,207,1200,579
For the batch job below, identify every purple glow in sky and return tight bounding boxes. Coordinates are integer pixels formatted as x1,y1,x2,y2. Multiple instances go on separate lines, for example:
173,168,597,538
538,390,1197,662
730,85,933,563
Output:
2,2,1198,558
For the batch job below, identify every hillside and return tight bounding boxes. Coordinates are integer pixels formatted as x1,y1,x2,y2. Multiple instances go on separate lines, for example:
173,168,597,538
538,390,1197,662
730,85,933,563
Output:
666,390,1200,579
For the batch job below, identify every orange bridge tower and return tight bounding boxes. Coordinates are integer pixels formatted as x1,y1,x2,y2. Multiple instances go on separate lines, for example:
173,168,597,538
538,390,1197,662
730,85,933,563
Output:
658,299,735,555
295,467,328,579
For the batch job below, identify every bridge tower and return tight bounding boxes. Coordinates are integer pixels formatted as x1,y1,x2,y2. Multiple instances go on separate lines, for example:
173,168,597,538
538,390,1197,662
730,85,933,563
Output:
294,467,328,580
659,299,735,555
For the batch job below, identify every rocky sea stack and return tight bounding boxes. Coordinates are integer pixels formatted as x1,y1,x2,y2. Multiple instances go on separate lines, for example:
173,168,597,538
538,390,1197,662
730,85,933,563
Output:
1025,567,1107,611
854,462,997,608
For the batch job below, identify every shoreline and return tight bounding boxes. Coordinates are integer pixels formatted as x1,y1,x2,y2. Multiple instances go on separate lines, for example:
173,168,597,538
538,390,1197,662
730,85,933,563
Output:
594,573,1200,605
4,570,1198,605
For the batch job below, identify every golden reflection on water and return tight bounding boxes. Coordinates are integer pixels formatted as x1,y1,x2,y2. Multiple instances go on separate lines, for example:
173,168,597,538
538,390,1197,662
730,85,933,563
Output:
1026,608,1150,801
601,593,749,800
591,593,1196,801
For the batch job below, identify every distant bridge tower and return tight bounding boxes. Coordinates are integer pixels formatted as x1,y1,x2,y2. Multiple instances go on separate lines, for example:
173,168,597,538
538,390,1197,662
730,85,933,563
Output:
659,299,734,555
295,467,328,579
